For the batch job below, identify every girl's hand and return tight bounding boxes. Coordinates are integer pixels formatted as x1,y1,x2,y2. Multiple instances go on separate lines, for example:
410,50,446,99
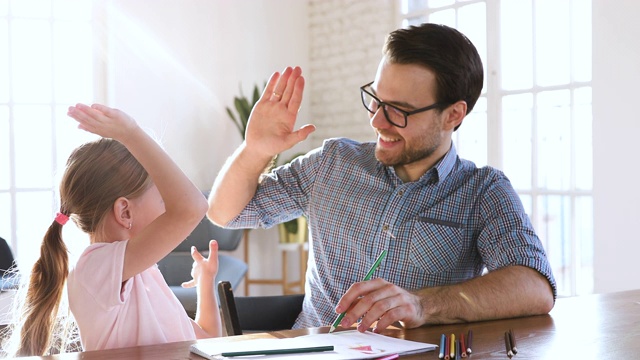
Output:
182,240,219,288
67,103,139,141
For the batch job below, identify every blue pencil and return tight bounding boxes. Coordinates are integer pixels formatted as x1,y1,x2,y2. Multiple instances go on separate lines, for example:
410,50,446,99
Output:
439,333,446,359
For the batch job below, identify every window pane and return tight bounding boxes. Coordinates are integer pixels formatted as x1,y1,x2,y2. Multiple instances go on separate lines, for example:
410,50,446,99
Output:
0,19,8,103
502,94,532,190
576,196,593,295
456,96,487,166
15,191,53,273
11,19,52,103
55,104,97,172
458,3,486,92
574,87,592,190
500,0,533,90
0,105,8,189
572,0,591,82
429,9,455,27
537,90,570,191
53,0,92,21
428,0,454,8
14,105,53,188
537,195,571,296
402,0,427,13
10,0,51,18
53,21,93,103
535,0,571,86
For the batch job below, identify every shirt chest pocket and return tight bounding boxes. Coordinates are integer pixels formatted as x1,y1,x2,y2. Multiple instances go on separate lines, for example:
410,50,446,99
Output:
409,217,464,274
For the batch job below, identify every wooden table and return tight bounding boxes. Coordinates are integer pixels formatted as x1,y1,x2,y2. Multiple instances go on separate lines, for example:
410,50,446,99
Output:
21,289,640,359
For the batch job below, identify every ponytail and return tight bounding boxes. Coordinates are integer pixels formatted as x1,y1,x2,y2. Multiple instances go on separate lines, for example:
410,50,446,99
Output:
13,220,70,356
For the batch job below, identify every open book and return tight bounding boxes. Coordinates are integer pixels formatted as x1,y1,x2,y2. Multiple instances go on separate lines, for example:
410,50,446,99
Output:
190,330,436,359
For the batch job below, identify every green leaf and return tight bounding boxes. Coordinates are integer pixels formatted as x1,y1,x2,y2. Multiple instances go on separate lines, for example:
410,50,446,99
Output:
283,218,298,234
226,82,265,140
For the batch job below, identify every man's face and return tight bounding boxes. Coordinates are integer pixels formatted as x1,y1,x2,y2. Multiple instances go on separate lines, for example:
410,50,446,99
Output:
368,59,455,178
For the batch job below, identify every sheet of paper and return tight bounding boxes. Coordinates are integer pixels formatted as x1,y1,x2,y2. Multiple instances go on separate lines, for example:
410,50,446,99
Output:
190,330,437,359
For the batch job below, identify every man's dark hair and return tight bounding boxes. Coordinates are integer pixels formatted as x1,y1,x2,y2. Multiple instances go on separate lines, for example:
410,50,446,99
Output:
383,23,484,129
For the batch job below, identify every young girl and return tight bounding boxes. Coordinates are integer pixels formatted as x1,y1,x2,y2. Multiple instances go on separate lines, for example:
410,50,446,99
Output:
6,103,221,356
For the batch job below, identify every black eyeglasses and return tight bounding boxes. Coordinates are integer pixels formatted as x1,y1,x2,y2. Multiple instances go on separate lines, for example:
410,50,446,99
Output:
360,81,446,128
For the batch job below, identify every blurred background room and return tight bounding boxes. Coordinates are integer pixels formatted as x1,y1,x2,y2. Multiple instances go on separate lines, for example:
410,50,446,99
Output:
1,0,637,306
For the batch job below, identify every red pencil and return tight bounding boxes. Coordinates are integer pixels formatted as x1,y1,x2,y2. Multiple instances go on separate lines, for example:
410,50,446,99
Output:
444,334,450,360
460,332,467,357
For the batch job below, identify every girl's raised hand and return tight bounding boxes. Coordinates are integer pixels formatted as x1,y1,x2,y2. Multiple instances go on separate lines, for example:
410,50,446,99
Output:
67,103,139,141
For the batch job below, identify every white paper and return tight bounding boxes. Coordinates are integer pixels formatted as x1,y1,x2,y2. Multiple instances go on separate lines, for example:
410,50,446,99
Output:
190,330,437,359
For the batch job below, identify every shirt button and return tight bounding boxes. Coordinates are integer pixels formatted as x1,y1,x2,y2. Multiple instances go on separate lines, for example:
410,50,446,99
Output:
382,224,389,231
398,190,405,196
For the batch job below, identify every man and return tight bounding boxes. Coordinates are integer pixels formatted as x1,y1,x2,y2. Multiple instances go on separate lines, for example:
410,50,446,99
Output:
208,23,556,332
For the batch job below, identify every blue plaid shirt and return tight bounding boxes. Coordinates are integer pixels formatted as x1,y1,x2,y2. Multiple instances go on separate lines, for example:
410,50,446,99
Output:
227,138,557,328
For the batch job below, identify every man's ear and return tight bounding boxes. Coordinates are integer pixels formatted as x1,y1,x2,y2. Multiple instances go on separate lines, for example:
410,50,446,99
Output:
113,196,132,229
444,100,467,131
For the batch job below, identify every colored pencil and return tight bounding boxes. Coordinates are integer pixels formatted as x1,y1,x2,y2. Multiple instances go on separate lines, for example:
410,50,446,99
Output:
460,332,467,358
450,333,456,359
504,331,514,358
444,333,450,360
439,333,446,359
467,329,473,354
509,329,518,355
329,250,387,333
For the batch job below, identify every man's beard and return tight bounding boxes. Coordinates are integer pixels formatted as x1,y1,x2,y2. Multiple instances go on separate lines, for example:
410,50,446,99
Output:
375,133,441,167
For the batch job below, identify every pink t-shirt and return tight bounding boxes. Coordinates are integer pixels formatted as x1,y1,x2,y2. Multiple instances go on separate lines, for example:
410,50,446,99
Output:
67,240,196,351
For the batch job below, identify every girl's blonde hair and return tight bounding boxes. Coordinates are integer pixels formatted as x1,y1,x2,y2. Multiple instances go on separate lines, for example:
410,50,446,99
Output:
3,138,152,357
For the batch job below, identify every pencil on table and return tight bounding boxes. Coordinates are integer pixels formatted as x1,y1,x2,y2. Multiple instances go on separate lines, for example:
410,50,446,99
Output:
504,331,514,358
456,339,461,360
460,332,467,358
509,329,518,355
439,334,446,359
449,333,455,359
444,334,450,360
467,329,473,354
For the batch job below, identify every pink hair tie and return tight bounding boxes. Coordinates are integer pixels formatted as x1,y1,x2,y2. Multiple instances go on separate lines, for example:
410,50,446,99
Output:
55,212,69,226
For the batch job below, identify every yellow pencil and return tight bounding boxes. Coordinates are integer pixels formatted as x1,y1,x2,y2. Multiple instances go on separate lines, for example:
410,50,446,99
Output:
450,333,456,359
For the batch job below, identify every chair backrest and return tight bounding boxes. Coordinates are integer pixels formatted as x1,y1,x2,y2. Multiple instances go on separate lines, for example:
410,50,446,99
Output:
217,281,304,336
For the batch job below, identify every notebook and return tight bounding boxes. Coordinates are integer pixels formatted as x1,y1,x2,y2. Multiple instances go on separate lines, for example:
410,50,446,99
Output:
190,330,436,359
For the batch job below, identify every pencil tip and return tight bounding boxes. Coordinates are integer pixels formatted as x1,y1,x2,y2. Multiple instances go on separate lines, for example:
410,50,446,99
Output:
328,326,336,333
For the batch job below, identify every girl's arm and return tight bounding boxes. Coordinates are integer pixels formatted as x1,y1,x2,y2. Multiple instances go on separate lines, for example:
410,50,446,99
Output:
67,104,207,280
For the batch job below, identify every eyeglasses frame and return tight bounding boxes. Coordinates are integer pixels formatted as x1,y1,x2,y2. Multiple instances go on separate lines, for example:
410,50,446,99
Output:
360,81,447,128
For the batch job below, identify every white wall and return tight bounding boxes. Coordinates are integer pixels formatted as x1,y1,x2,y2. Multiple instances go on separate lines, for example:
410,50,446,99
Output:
592,0,640,293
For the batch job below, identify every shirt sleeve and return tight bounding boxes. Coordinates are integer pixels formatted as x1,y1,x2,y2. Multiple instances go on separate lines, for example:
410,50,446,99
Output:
475,172,558,299
71,241,132,310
